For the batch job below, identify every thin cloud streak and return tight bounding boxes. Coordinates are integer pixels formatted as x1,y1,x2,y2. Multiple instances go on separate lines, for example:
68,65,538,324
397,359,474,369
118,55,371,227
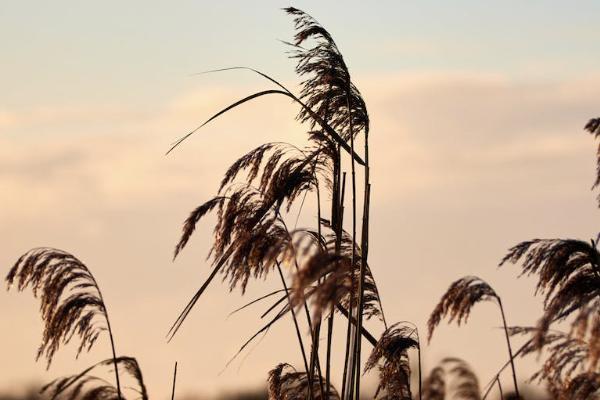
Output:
1,72,599,397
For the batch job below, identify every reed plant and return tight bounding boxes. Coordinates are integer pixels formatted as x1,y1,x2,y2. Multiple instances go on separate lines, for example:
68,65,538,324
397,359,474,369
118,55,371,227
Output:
168,7,414,400
6,248,148,400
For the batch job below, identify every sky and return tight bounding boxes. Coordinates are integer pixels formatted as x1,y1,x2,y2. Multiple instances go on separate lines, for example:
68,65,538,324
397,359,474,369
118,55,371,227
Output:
2,1,600,398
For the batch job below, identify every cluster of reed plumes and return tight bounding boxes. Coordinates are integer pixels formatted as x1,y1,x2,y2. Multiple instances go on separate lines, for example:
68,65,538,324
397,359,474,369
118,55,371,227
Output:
425,120,600,400
5,6,600,400
6,248,148,400
167,6,420,400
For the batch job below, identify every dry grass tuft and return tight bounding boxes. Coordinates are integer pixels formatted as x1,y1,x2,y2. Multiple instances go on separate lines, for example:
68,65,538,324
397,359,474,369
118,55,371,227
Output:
42,357,147,400
427,276,498,342
267,363,339,400
585,117,600,194
560,371,600,400
6,248,110,367
284,7,369,142
509,327,598,391
500,239,600,351
364,323,418,399
290,232,385,323
423,358,480,400
422,365,445,400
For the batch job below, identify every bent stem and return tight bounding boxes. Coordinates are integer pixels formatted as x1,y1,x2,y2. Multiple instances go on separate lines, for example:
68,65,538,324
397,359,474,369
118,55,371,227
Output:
277,213,325,398
496,376,504,399
416,332,422,400
97,286,122,400
497,297,520,399
276,263,312,396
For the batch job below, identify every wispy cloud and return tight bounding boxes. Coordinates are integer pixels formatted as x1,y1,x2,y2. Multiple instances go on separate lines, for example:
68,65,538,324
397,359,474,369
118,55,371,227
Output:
1,72,599,397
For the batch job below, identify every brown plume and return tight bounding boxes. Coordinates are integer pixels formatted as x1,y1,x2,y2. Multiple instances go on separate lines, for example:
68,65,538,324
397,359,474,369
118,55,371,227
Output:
422,365,445,400
6,248,111,367
284,7,369,142
364,323,418,399
427,276,499,342
291,232,385,323
500,238,600,350
42,357,147,400
509,326,599,399
558,371,600,400
423,358,480,400
585,117,600,195
267,363,339,400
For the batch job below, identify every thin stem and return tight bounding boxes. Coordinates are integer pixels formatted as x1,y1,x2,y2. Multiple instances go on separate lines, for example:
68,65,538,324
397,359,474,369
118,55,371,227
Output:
105,319,122,400
497,376,504,400
317,175,334,397
326,309,334,396
356,177,371,399
334,171,351,400
341,306,354,400
354,184,370,400
276,213,325,398
417,342,422,400
481,308,579,399
497,298,520,399
347,84,359,400
335,304,377,346
276,263,312,398
309,318,324,399
95,285,122,400
308,175,324,397
171,362,178,400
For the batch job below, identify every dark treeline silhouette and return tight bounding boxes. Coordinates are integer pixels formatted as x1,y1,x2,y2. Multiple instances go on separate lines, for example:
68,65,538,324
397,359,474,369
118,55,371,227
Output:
0,387,267,400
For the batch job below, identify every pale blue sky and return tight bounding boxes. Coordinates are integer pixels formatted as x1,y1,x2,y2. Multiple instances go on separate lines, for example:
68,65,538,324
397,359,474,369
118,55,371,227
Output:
2,1,600,108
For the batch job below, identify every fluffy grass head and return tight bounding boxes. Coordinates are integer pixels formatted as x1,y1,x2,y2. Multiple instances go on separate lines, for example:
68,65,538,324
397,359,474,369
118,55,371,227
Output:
6,247,110,367
427,276,499,342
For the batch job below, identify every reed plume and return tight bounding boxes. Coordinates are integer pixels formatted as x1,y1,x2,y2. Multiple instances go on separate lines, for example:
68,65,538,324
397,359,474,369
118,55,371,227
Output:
284,7,369,142
427,276,520,398
500,239,600,353
509,327,591,383
364,323,418,400
169,142,324,337
422,365,445,400
423,358,480,400
586,117,600,135
290,232,385,323
585,117,600,197
42,357,147,400
6,247,123,399
560,372,600,400
427,276,499,340
267,363,339,400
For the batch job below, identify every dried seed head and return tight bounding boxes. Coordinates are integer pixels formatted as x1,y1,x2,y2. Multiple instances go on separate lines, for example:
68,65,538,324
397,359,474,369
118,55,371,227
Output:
559,371,600,400
585,117,600,197
42,356,147,400
284,7,369,142
365,322,418,399
423,358,480,400
427,276,499,342
500,239,600,350
291,231,385,323
6,248,109,367
510,325,599,398
267,363,339,400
